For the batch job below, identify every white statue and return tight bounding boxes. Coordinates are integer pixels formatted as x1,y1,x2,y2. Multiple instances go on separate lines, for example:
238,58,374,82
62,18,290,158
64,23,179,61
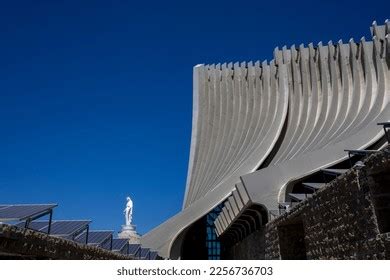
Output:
119,195,140,242
124,196,133,226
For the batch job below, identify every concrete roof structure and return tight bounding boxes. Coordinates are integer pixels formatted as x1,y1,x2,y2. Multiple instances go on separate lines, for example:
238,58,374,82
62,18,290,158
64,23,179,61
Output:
141,21,390,259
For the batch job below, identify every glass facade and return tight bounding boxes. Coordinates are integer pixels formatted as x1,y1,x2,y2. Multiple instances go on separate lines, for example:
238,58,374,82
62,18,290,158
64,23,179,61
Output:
206,205,222,260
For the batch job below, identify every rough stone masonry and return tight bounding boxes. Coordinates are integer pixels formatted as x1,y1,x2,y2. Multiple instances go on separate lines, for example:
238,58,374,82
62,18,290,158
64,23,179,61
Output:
229,146,390,260
0,224,132,260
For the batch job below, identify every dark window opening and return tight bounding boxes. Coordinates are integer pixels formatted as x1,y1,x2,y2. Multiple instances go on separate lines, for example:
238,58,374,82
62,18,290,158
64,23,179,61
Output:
180,205,223,260
370,172,390,233
181,218,207,260
278,220,307,260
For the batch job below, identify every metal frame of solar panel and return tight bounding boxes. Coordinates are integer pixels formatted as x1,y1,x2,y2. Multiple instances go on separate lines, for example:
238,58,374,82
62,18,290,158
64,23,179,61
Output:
0,204,57,233
14,220,91,241
111,239,129,255
75,230,113,250
128,244,141,258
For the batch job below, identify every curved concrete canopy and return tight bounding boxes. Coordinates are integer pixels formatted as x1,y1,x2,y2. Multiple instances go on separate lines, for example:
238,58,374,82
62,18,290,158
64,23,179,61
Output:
183,60,289,208
141,21,390,259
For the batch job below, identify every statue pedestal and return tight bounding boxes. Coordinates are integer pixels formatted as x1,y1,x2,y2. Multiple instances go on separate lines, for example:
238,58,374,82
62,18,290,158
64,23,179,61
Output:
118,224,141,244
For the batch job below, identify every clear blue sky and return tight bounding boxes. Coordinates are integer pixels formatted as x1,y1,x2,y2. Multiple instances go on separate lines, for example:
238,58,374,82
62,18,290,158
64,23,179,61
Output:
0,0,388,235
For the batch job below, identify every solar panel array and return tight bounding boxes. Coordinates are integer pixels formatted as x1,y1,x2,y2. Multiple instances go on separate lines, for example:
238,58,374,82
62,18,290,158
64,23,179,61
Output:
75,230,113,247
0,204,57,221
1,204,161,259
111,242,159,259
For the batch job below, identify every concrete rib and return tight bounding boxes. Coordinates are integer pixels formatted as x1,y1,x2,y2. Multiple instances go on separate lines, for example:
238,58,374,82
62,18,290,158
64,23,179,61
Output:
190,65,215,202
228,196,239,216
194,65,220,199
288,43,321,158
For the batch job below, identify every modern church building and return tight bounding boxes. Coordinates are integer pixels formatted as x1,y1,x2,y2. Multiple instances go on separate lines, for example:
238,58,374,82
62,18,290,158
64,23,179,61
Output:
141,21,390,259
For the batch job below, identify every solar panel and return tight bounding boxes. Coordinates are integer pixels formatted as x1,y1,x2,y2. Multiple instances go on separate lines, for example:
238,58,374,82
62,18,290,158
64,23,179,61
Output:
49,221,90,236
15,221,49,232
58,235,73,241
128,244,141,256
14,220,90,238
0,204,57,222
75,230,113,247
100,238,113,250
149,251,158,260
111,239,128,252
140,248,150,259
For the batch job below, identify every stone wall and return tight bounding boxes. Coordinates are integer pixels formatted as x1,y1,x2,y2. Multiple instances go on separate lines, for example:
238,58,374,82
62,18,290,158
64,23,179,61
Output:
227,147,390,260
0,224,132,260
264,147,390,260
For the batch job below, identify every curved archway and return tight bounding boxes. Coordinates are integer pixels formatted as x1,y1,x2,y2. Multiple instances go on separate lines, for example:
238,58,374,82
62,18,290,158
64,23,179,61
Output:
177,216,208,260
170,206,224,260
